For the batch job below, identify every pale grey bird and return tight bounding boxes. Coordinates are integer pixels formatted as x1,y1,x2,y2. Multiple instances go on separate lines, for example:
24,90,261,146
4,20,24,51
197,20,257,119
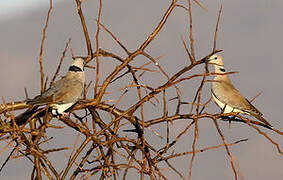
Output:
26,57,85,117
208,54,272,127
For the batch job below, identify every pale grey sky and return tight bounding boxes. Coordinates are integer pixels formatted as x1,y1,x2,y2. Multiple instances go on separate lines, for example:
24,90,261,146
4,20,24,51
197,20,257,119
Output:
0,0,282,179
0,0,64,19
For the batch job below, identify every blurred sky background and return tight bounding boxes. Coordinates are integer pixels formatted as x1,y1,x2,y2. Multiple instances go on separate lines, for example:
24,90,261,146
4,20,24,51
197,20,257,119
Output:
0,0,282,179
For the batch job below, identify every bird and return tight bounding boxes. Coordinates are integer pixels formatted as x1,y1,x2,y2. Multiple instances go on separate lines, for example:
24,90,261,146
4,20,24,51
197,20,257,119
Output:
208,54,272,127
15,57,86,125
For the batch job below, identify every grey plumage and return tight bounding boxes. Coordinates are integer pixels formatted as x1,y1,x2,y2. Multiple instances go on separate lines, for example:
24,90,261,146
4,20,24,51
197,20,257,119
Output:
208,54,272,127
26,57,85,116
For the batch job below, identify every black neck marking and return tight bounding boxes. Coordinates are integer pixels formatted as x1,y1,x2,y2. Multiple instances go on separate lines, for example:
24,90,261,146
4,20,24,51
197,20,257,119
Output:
69,65,83,72
219,68,226,72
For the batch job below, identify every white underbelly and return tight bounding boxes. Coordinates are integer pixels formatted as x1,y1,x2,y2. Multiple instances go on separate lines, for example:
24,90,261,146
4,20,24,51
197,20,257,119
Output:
51,103,74,115
212,93,243,113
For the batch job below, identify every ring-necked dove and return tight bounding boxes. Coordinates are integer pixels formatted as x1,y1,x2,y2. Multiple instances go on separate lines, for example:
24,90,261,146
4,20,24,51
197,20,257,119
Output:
26,57,85,117
208,54,272,127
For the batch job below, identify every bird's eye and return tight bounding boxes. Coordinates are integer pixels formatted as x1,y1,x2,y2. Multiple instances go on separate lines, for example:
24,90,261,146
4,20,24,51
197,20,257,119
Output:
214,57,217,60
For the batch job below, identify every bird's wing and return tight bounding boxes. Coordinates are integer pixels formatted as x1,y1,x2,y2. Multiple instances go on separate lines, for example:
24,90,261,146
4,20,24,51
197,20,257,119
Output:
244,98,263,115
214,81,272,126
27,77,83,105
214,81,260,114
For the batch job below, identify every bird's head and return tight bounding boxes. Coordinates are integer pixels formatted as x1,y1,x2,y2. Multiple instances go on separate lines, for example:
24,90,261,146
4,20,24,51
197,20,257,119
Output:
207,54,225,73
69,57,86,72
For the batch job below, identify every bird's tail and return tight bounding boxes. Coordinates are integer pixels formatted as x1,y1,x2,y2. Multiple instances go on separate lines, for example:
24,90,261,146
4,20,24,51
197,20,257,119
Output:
252,113,272,127
14,106,47,125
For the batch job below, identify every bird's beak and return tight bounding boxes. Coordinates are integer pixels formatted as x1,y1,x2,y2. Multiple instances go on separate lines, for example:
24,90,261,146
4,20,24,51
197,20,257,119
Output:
205,57,213,63
205,58,211,63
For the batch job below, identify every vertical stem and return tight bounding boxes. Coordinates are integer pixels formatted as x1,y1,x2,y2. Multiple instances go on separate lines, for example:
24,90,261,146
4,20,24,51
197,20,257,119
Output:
94,0,102,96
39,0,53,93
75,0,93,58
35,156,42,180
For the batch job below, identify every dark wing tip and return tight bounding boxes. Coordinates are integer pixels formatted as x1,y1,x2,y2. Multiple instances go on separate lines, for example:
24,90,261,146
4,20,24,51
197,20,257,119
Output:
245,98,263,116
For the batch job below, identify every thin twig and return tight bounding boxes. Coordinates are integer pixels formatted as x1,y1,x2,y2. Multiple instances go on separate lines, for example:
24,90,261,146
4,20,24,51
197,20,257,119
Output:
212,117,238,180
50,38,72,86
75,0,93,60
188,0,195,60
213,4,223,53
39,0,53,93
94,0,102,96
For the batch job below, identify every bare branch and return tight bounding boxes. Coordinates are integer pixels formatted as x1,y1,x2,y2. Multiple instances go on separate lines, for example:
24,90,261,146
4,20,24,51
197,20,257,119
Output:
75,0,93,59
213,4,223,53
39,0,53,93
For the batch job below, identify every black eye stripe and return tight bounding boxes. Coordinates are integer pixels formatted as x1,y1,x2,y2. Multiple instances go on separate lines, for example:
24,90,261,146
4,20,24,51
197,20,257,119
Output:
69,65,83,72
219,68,225,72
